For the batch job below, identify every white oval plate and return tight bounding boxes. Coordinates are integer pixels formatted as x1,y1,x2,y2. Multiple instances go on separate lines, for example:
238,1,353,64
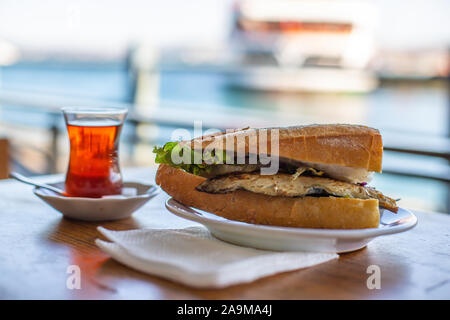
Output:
165,198,418,253
34,181,159,221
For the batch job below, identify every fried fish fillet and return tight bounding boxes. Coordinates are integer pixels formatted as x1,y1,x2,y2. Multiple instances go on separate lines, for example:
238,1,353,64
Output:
196,173,398,212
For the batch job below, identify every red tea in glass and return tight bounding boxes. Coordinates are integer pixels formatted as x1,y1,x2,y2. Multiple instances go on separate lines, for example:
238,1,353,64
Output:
63,107,127,198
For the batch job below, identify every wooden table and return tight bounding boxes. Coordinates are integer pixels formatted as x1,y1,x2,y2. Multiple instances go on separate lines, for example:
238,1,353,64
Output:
0,137,9,180
1,167,449,300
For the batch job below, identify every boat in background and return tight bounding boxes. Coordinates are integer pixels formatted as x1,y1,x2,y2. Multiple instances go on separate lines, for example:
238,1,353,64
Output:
228,0,378,92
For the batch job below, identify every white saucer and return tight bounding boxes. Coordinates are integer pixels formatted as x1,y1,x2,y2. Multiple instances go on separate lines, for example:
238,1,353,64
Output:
165,198,418,253
34,182,159,221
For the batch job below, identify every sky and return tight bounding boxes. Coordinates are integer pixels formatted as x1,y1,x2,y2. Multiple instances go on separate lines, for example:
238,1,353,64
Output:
0,0,448,56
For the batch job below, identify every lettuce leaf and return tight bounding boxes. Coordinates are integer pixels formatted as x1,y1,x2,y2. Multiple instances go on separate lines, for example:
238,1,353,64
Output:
153,142,229,176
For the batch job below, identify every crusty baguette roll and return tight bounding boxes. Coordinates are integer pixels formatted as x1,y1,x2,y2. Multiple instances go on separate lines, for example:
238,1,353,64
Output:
156,164,380,229
186,124,383,172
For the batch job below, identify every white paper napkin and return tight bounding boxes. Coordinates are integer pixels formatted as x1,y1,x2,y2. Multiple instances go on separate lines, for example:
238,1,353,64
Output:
96,226,338,288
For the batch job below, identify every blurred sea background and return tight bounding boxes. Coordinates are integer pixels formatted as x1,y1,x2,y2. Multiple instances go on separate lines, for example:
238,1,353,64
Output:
0,0,449,213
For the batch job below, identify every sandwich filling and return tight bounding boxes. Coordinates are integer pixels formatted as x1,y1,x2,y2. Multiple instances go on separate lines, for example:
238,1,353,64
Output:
153,142,398,213
196,173,398,212
296,160,373,184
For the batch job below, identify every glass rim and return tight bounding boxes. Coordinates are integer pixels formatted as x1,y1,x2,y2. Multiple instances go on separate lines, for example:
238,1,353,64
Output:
61,106,128,115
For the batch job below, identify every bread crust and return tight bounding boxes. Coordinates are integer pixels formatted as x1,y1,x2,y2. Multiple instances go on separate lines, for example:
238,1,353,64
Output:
185,124,383,172
156,164,380,229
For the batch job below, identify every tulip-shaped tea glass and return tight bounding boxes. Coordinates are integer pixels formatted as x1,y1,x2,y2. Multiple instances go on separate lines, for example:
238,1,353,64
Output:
62,107,128,198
